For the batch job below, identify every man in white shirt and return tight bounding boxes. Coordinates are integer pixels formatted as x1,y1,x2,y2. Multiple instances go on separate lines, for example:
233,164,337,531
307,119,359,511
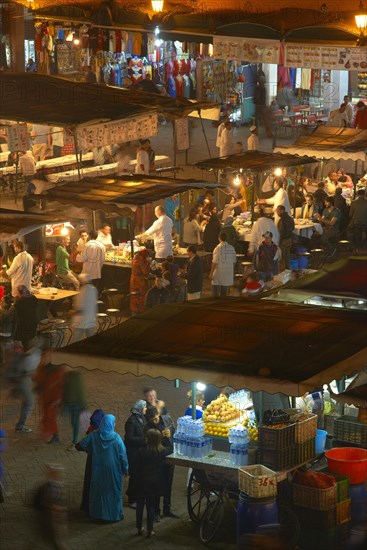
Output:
31,124,50,161
343,95,354,127
135,140,150,175
327,104,349,128
248,210,279,254
209,233,237,297
76,230,105,288
247,125,260,151
216,115,229,149
219,122,233,157
19,150,36,178
262,178,291,224
136,205,173,260
2,240,33,297
97,224,113,250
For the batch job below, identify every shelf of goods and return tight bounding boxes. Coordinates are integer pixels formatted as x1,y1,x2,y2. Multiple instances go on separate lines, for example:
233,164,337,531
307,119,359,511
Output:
104,242,145,264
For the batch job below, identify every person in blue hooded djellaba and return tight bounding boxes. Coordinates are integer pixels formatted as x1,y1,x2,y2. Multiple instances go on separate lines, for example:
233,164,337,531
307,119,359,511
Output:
80,409,106,514
76,414,128,522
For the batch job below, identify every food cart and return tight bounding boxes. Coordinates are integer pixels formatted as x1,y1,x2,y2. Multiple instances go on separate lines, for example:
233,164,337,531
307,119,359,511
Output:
53,293,367,546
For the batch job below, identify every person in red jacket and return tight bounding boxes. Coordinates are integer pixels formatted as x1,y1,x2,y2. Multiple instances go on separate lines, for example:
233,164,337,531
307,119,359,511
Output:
354,101,367,129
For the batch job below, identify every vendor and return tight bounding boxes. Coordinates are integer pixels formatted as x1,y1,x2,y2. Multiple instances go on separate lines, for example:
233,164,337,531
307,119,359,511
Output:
96,224,113,250
258,177,291,224
184,390,205,419
136,206,173,261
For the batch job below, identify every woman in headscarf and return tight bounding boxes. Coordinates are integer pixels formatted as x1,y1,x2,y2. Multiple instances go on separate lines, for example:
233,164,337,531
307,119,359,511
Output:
76,414,128,522
124,400,147,508
80,409,105,513
129,249,151,316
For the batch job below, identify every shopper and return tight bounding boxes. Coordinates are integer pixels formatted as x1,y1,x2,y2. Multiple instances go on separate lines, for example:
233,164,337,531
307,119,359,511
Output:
347,189,367,243
76,414,128,522
354,100,367,130
76,230,105,289
135,140,150,175
324,171,338,196
130,249,151,316
327,103,348,127
136,206,173,261
203,211,221,253
222,195,244,222
219,121,233,157
14,285,38,349
299,194,319,221
209,233,237,297
257,231,278,282
80,409,106,514
277,205,295,271
216,115,229,150
96,224,113,250
186,245,203,301
124,400,147,508
343,95,354,126
144,277,170,309
185,390,205,419
2,240,33,298
313,182,328,213
248,209,279,255
72,274,97,341
334,187,349,232
183,208,206,246
62,369,87,451
11,342,41,433
33,348,67,444
56,236,80,290
314,196,341,254
135,429,172,537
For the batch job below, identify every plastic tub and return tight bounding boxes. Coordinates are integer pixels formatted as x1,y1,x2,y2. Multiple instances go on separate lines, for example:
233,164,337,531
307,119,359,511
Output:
325,448,367,484
289,258,299,270
315,429,328,454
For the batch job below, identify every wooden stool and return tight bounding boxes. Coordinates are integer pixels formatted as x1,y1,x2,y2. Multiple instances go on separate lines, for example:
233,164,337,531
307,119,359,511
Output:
106,308,122,326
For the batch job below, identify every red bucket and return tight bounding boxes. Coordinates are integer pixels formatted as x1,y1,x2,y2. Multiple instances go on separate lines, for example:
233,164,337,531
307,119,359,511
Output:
325,447,367,484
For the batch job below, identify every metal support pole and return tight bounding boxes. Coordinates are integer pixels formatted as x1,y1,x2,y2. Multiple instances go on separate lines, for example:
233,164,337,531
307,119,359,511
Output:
259,390,263,423
92,210,96,231
199,111,212,159
336,376,346,416
179,193,183,247
129,216,135,259
41,226,46,282
172,120,177,172
73,129,82,181
251,173,256,223
191,381,197,420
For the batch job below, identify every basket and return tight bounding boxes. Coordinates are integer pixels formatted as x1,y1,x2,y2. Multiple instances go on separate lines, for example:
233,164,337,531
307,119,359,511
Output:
294,505,336,530
296,438,316,465
320,468,350,503
334,416,367,448
238,464,278,498
293,482,337,511
259,445,296,471
336,499,351,525
259,423,295,450
293,414,318,443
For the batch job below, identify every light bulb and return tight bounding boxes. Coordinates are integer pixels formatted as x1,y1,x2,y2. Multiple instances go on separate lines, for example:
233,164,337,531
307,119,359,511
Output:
196,382,206,392
274,167,283,177
233,174,241,186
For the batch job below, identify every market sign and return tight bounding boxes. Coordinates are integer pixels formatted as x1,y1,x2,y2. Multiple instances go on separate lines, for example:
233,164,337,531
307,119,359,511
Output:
76,113,158,150
284,44,367,71
7,123,30,152
213,36,280,64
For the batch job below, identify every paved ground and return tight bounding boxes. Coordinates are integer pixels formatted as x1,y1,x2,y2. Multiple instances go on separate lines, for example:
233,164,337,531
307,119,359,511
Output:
0,368,237,550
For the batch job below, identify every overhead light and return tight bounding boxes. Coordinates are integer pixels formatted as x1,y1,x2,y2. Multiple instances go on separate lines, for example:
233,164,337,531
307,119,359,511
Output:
154,26,160,36
233,174,241,186
274,167,283,177
60,226,69,236
73,37,80,46
65,30,74,42
196,382,206,392
356,1,367,45
151,0,164,13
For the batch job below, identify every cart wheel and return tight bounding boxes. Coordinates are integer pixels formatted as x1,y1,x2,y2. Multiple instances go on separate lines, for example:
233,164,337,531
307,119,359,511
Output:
278,504,300,546
199,497,224,545
187,470,211,524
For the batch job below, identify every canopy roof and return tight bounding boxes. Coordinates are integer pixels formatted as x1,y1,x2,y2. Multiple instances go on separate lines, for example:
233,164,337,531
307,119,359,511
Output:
53,298,367,397
0,73,216,126
0,209,68,241
194,151,315,172
40,175,222,214
285,257,367,300
274,128,367,163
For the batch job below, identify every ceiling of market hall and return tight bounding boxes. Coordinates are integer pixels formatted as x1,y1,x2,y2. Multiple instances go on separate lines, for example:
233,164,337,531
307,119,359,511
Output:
10,0,361,34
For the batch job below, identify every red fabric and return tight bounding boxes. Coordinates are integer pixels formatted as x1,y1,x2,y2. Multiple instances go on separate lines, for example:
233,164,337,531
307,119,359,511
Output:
34,365,67,438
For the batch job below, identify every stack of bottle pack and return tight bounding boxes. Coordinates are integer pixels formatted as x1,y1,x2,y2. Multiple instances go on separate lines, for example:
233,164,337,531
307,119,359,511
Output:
174,416,213,459
229,426,249,466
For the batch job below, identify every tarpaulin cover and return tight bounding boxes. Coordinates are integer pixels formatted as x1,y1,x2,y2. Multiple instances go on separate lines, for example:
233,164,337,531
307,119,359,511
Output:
54,298,367,397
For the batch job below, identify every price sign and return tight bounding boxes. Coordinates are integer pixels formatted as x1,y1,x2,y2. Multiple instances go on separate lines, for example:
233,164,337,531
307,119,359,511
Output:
7,124,30,152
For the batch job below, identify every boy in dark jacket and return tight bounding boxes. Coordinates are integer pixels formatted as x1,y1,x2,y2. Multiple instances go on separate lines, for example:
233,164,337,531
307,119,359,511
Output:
257,232,278,282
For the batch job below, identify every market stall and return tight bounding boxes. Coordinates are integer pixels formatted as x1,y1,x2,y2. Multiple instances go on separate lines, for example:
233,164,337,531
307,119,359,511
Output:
52,294,367,546
274,127,367,183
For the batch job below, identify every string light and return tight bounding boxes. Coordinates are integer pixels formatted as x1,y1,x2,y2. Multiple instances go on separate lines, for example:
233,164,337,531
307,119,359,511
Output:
233,174,241,186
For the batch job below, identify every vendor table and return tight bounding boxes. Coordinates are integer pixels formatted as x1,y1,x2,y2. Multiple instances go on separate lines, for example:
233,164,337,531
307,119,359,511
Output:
33,289,79,301
293,220,323,239
0,153,95,177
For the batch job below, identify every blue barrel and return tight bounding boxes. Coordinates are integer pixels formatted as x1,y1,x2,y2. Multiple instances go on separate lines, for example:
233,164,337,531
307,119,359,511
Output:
350,483,367,525
237,492,278,548
289,258,299,270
